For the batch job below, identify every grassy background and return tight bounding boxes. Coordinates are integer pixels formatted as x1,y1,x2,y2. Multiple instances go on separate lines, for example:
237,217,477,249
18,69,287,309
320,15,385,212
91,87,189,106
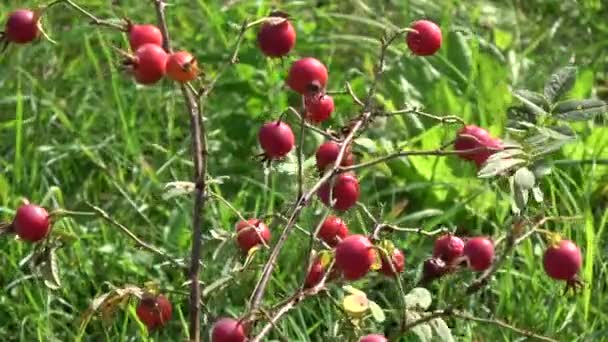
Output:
1,0,607,341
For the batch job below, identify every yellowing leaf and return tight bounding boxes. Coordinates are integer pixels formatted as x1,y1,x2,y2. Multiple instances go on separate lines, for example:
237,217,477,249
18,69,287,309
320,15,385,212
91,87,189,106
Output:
318,250,333,268
342,293,369,318
370,249,382,271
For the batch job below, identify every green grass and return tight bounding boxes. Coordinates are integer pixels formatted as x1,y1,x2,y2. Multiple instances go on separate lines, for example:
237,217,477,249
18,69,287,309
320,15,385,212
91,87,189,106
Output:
1,0,607,341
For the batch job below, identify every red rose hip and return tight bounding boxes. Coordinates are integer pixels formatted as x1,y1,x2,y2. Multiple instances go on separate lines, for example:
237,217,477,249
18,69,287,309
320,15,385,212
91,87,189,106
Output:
287,57,328,95
335,235,375,280
13,204,50,242
211,317,247,342
136,294,172,329
315,141,354,172
463,237,494,271
4,9,40,44
235,219,271,253
305,94,334,123
359,334,388,342
433,234,465,263
128,24,163,51
318,173,360,211
132,43,168,85
304,257,325,289
257,16,296,57
166,51,199,83
258,121,295,159
406,20,442,56
454,125,503,168
380,248,405,276
543,239,582,282
317,215,349,247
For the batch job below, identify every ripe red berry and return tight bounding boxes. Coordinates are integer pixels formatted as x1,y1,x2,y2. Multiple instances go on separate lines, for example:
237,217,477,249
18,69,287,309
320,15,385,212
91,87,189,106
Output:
305,94,334,123
128,24,163,51
463,237,494,271
406,20,442,56
258,120,295,159
166,51,199,83
257,17,296,57
359,334,388,342
132,44,168,85
318,173,360,211
13,204,50,242
454,125,503,168
4,9,40,44
211,317,247,342
315,142,354,173
304,257,325,289
318,215,349,247
543,239,582,282
335,235,375,280
287,57,328,95
380,248,405,276
235,219,271,253
136,294,172,329
433,234,465,264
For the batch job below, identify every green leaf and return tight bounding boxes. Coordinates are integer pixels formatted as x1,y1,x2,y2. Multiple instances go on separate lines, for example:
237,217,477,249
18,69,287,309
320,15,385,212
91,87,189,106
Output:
510,175,530,214
532,161,552,178
354,137,377,152
514,167,535,190
430,318,454,342
478,158,527,178
485,148,525,164
405,311,432,342
447,31,473,79
513,91,548,116
544,66,577,103
41,247,61,290
404,287,432,310
368,300,386,323
513,89,550,110
553,99,608,121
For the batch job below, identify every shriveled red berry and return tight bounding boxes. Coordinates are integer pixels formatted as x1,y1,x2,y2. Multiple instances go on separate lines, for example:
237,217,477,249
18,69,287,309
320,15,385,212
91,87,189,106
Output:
433,234,465,264
13,204,50,242
318,173,360,211
211,317,247,342
543,239,582,282
304,257,325,289
380,248,405,276
136,294,172,329
463,237,494,271
287,57,328,95
128,24,163,51
235,219,271,253
454,125,503,168
315,141,354,172
406,20,442,56
359,334,388,342
4,9,40,44
318,215,349,247
258,120,295,159
421,257,448,283
257,16,296,57
166,51,199,83
132,43,168,85
335,235,375,280
305,94,334,123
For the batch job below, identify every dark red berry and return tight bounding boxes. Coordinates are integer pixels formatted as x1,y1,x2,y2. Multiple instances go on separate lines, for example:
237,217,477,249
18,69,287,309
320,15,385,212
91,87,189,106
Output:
13,204,50,242
136,294,172,329
132,43,168,85
305,94,334,123
433,234,465,264
463,237,494,271
4,9,40,44
318,173,360,211
257,17,296,57
304,257,325,289
406,20,442,56
421,257,448,283
454,125,503,168
318,215,349,247
380,248,405,276
235,219,271,253
315,142,354,172
335,235,375,280
359,334,388,342
287,57,328,95
211,317,247,342
543,239,582,282
128,24,163,51
258,121,295,159
166,51,199,83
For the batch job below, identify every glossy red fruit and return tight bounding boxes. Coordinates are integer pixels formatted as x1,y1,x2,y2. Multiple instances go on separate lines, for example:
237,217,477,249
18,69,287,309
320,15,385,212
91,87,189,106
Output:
136,294,172,329
464,237,494,271
257,17,296,57
4,9,40,44
211,317,247,342
235,219,271,253
380,248,405,276
128,24,163,51
305,94,334,123
454,125,503,168
406,20,442,56
335,235,375,280
318,215,349,247
318,173,360,211
287,57,328,95
304,258,325,289
543,239,582,282
132,44,168,85
433,234,465,263
258,121,295,159
13,204,50,242
359,334,388,342
166,51,199,82
315,142,354,172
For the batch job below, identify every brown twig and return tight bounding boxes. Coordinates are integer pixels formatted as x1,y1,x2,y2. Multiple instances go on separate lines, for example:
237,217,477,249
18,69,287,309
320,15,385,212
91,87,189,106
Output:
284,106,339,141
451,311,558,342
50,0,126,31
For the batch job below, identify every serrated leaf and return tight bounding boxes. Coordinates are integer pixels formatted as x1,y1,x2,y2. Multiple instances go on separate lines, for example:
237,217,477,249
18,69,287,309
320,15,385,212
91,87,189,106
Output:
514,167,535,190
513,89,549,110
411,321,433,342
430,318,454,342
368,300,385,322
544,66,577,103
553,99,608,121
478,158,526,178
404,287,432,310
513,91,548,116
532,186,544,203
485,148,525,163
343,285,366,297
342,293,369,318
